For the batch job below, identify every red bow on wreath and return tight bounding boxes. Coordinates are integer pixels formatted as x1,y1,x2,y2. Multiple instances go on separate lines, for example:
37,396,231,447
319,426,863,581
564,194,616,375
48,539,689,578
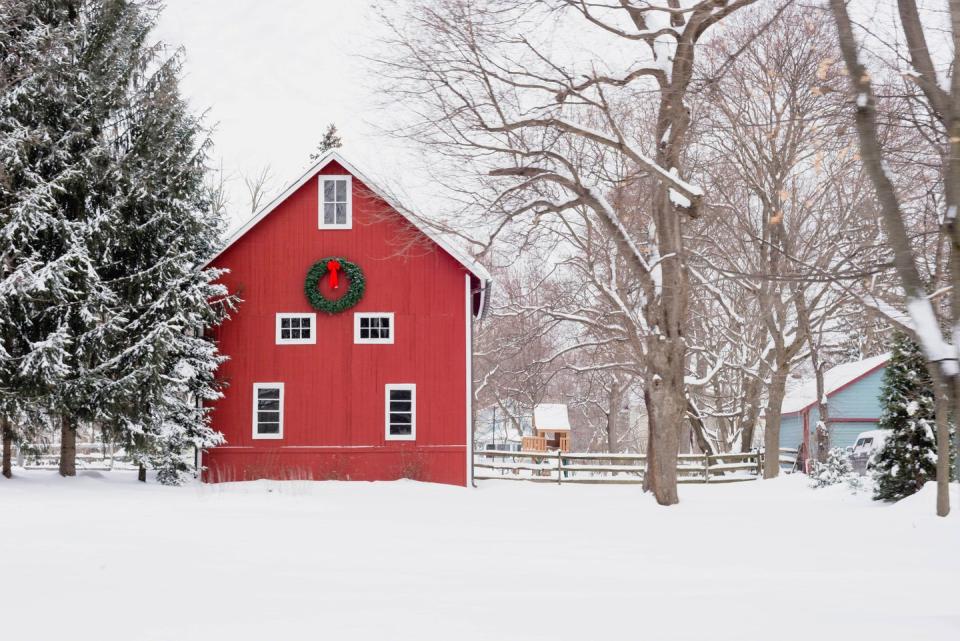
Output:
326,259,342,289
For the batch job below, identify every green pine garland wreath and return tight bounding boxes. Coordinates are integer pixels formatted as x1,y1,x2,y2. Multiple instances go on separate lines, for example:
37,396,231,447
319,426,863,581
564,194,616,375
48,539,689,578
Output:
304,257,365,314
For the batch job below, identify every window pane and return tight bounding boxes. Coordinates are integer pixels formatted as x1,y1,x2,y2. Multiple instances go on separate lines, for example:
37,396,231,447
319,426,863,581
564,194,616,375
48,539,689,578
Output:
389,413,412,424
281,318,290,329
381,318,390,329
258,411,279,423
369,328,380,339
360,327,370,339
281,329,290,339
302,327,311,339
258,388,280,400
390,423,412,435
390,389,412,401
258,399,280,411
335,203,347,224
390,401,411,412
336,179,346,201
258,422,280,434
324,180,336,202
324,203,336,224
360,318,370,328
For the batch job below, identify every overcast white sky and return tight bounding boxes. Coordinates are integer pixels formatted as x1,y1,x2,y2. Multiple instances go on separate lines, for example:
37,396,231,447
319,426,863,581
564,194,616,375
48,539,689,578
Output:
154,0,409,232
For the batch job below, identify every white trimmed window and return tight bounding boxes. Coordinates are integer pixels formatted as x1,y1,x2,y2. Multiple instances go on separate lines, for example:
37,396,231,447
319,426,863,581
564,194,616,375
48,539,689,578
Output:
276,313,316,345
385,384,416,441
252,383,284,439
354,312,394,344
319,175,352,229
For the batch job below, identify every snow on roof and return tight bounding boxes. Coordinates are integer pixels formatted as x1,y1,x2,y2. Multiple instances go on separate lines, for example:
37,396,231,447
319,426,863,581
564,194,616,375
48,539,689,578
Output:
203,150,492,311
533,404,571,431
781,353,889,415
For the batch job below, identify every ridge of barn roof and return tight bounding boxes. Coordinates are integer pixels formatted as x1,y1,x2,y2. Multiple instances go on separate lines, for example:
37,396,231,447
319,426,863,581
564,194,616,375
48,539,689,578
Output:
781,353,890,415
203,150,493,289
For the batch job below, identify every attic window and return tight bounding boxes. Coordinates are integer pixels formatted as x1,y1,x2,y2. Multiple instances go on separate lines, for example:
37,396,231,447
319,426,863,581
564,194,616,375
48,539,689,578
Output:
319,175,351,229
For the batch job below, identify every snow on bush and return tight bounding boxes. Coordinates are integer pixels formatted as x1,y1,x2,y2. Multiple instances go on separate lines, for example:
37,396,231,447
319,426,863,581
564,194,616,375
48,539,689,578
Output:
809,448,862,492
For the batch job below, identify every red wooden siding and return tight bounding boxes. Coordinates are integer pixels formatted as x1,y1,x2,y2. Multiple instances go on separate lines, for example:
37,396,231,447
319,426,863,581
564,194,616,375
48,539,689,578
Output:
204,160,470,485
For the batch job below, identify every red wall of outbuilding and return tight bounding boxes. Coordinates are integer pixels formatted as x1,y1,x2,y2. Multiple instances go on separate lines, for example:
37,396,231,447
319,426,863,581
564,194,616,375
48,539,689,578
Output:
203,161,470,485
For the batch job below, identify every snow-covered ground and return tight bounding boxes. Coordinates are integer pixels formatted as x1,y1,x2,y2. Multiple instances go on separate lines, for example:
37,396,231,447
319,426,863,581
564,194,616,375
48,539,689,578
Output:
1,471,957,640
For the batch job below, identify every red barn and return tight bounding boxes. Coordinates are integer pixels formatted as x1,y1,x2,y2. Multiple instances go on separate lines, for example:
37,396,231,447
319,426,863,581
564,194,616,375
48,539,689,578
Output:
202,151,490,485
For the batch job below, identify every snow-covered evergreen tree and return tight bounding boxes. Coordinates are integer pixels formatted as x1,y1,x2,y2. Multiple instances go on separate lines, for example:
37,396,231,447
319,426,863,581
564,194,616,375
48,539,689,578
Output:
1,1,235,483
0,0,120,476
91,1,234,483
870,333,937,501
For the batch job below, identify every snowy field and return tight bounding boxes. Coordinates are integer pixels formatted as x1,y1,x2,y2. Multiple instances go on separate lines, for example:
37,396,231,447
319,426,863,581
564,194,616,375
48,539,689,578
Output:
1,472,957,641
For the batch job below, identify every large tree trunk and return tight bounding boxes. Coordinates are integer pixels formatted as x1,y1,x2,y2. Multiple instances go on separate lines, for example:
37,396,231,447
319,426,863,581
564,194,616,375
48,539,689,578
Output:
59,415,76,477
763,368,789,478
2,417,12,479
643,341,686,506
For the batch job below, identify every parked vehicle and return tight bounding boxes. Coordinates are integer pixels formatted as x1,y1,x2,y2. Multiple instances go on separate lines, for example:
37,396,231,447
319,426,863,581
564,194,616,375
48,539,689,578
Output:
849,429,889,475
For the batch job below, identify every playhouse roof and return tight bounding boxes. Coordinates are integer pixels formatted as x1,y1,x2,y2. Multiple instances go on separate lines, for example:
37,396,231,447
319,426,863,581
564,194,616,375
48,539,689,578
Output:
533,404,571,432
781,353,889,415
203,150,492,312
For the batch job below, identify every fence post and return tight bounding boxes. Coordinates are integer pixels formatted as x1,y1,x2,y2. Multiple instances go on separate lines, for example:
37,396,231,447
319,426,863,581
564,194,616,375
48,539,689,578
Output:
755,448,762,476
703,452,710,484
557,450,563,485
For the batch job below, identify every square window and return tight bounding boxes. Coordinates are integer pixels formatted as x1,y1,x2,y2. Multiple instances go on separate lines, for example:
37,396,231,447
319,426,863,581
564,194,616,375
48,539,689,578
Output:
276,314,316,345
354,313,394,344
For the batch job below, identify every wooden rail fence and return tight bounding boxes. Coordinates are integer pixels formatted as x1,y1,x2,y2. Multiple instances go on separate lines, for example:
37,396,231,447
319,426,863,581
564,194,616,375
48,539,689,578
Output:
473,448,799,485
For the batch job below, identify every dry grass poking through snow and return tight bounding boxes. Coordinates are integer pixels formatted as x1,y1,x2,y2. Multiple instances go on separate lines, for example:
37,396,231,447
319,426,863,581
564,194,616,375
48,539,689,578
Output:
1,471,957,640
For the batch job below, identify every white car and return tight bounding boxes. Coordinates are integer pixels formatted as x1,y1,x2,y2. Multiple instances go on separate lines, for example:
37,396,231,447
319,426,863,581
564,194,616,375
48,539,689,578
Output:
850,429,889,475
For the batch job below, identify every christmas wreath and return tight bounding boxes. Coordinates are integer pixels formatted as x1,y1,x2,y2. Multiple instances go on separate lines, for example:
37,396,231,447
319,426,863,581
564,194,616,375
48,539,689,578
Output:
304,257,365,314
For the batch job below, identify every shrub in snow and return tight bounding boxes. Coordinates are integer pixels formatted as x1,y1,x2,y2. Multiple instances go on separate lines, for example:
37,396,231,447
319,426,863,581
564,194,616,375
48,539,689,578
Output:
809,448,860,490
870,333,941,502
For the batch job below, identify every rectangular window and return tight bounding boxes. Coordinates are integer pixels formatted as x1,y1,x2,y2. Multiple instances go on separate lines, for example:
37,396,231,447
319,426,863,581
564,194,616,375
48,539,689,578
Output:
354,312,394,344
319,175,351,229
253,383,284,439
385,384,416,441
276,313,316,345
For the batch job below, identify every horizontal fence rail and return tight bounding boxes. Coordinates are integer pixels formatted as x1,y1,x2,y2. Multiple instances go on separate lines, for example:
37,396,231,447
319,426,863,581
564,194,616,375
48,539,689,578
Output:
474,448,799,485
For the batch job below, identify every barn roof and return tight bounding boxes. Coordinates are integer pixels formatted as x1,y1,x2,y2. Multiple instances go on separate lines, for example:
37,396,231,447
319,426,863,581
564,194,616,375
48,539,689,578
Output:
781,353,889,415
533,404,571,432
203,150,492,313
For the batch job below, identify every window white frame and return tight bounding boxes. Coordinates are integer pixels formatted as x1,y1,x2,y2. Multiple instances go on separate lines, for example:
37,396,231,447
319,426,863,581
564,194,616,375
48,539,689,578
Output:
275,313,317,345
354,312,395,345
318,174,352,229
385,384,416,441
252,383,284,440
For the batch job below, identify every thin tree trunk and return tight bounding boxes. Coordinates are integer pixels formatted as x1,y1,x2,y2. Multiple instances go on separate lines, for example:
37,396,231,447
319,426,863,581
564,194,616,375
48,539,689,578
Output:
930,365,951,516
2,417,12,479
763,368,788,478
138,464,146,483
739,376,763,452
59,415,76,477
813,365,830,465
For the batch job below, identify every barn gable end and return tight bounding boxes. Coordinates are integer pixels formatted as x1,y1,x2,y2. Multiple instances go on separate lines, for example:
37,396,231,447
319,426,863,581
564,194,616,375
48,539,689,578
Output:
202,151,486,486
